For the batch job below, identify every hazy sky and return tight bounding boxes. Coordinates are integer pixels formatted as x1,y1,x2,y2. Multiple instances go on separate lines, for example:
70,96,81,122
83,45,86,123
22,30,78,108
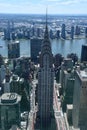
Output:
0,0,87,14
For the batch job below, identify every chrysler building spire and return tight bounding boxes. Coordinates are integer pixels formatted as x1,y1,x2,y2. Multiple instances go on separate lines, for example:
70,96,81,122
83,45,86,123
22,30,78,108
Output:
44,8,49,41
40,9,52,67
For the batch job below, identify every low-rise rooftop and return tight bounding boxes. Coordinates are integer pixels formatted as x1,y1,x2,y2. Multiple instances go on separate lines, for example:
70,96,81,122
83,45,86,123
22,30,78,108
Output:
67,104,73,110
0,93,21,104
80,71,87,78
77,70,87,81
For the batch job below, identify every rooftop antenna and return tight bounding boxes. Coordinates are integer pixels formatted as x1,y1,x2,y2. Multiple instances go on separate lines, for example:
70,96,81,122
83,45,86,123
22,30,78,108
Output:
46,7,48,26
44,7,49,39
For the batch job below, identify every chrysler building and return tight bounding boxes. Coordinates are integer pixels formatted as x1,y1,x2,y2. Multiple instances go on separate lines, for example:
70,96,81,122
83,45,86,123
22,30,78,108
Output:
38,15,54,127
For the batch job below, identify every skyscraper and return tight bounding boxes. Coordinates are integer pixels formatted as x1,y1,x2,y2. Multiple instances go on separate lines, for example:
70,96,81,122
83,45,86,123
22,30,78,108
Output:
75,25,80,35
0,93,21,130
71,26,74,39
85,27,87,38
30,38,43,63
8,41,20,59
73,69,87,129
61,24,66,39
4,21,11,40
56,30,60,39
38,15,54,127
81,44,87,62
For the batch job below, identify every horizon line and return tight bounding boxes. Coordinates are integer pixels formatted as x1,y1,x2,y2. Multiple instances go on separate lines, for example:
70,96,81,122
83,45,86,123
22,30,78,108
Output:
0,13,87,16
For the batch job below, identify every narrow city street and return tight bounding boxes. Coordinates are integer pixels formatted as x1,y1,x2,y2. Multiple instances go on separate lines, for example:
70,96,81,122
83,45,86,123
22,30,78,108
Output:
54,81,67,130
27,78,38,130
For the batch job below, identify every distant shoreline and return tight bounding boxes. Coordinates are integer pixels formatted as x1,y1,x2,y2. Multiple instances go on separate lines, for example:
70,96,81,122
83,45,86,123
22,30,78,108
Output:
0,13,87,16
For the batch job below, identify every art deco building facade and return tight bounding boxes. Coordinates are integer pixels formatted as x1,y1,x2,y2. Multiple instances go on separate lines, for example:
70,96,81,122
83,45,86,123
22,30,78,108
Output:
38,23,54,126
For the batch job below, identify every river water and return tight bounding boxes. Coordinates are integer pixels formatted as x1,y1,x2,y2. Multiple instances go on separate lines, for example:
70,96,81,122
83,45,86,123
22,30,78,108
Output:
0,38,87,58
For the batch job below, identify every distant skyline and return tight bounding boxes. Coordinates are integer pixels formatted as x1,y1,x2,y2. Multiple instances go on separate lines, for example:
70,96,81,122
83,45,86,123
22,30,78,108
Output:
0,0,87,15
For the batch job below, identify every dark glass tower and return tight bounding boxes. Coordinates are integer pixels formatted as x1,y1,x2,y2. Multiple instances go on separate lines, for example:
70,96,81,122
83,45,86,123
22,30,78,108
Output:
38,16,54,127
85,27,87,38
71,26,74,39
61,24,66,39
81,45,87,62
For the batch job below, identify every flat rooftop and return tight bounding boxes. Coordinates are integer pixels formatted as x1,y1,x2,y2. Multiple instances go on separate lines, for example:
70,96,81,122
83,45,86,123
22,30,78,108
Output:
77,70,87,81
80,71,87,78
67,104,73,110
78,70,87,81
0,93,21,104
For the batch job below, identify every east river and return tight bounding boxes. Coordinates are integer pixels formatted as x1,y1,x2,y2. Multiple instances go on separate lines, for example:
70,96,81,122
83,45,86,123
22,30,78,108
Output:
0,37,87,59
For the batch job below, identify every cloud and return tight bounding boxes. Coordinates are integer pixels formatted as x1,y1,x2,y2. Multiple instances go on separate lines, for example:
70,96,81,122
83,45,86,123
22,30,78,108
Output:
47,0,61,1
46,0,87,5
59,0,78,5
0,0,86,14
